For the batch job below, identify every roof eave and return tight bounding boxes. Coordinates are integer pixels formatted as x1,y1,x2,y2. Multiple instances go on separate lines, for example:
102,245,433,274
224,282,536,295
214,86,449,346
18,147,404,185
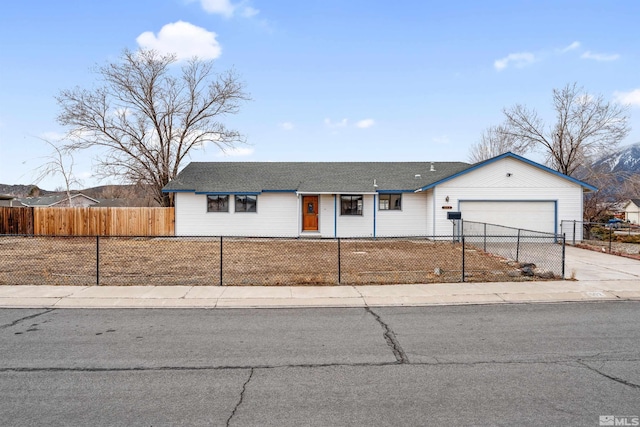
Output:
416,152,598,192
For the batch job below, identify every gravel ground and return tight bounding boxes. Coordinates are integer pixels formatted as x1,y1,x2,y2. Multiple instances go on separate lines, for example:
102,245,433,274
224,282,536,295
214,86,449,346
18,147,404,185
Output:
1,236,560,286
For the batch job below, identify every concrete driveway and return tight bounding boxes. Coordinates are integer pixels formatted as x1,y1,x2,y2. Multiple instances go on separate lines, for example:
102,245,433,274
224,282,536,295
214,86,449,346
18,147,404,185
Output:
565,245,640,282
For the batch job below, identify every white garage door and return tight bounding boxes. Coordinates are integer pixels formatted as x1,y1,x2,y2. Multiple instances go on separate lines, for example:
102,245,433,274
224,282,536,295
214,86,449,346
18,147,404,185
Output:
460,201,556,234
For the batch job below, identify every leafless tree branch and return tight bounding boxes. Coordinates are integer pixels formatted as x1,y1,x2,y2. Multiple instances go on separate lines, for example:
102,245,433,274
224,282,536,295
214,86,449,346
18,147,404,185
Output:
56,49,250,206
499,83,630,176
32,138,84,206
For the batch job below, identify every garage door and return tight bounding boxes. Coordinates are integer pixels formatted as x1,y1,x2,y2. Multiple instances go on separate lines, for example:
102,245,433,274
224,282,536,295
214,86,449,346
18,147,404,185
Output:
459,201,556,234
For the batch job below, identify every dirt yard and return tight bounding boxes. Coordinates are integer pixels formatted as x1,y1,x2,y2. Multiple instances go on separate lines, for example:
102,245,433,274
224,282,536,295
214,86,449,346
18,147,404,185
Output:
0,236,557,286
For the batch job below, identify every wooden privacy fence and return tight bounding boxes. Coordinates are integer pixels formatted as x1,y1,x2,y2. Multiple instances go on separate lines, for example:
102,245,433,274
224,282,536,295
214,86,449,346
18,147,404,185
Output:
0,207,174,236
0,207,34,234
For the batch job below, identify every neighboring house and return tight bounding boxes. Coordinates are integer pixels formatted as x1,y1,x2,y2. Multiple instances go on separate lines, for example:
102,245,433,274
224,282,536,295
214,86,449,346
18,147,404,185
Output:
0,194,20,207
162,152,596,239
17,193,100,207
623,199,640,224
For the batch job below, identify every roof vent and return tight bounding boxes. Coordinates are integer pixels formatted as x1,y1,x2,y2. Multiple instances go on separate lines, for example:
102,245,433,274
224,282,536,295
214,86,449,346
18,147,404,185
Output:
430,163,436,172
414,174,421,179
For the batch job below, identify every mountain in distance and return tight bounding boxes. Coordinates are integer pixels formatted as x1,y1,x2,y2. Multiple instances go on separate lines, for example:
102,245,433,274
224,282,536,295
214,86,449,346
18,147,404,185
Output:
593,142,640,175
0,183,158,206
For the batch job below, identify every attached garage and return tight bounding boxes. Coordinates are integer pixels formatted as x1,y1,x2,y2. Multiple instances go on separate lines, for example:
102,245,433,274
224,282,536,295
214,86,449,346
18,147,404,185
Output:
459,200,557,234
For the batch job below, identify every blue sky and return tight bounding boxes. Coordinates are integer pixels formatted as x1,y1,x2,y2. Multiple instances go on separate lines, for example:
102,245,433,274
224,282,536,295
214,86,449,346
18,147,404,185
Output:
1,0,639,190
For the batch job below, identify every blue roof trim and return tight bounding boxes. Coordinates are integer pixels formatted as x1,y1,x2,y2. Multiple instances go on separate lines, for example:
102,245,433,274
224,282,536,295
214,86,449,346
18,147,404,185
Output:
377,189,415,194
416,152,598,192
162,189,195,193
262,189,297,193
195,191,261,195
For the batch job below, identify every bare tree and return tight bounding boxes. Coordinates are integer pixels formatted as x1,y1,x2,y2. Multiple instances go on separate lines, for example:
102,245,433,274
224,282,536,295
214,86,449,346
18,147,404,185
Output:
577,160,640,222
33,138,83,206
500,83,630,176
56,49,250,207
468,124,529,163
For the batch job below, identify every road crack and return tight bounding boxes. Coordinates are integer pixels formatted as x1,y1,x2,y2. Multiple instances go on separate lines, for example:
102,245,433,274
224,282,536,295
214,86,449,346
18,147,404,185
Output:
0,309,54,329
577,360,640,390
365,307,409,364
226,367,253,427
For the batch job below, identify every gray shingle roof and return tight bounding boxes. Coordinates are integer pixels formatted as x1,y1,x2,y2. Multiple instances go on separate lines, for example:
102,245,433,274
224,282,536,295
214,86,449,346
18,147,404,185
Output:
163,161,472,194
17,193,98,206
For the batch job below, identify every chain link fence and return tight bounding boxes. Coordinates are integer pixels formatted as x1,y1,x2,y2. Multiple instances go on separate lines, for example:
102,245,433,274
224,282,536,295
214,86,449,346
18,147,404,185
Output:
561,220,640,257
462,221,564,279
0,230,565,286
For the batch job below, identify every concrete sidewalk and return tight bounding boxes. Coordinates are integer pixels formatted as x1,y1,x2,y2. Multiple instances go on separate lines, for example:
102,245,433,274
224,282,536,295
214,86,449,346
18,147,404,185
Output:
1,246,639,309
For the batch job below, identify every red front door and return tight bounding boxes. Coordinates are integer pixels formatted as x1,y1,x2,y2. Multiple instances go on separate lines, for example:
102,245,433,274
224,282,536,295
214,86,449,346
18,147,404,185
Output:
302,196,319,231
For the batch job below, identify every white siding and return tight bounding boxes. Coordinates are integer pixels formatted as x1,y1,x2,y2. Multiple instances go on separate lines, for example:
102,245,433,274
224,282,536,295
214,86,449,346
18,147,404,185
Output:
318,194,336,237
335,195,375,237
175,192,298,236
625,202,640,224
433,157,584,237
376,192,429,236
425,189,435,235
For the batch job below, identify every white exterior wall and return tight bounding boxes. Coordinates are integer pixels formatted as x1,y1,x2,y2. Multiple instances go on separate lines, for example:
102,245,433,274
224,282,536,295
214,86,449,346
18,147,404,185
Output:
175,192,298,236
376,192,429,236
433,157,584,238
425,189,435,235
318,194,336,237
335,194,375,238
625,202,640,224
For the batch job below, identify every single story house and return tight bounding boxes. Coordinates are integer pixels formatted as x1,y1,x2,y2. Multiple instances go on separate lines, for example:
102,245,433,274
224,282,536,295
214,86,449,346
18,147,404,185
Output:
0,194,20,207
623,199,640,224
18,193,99,207
162,152,596,239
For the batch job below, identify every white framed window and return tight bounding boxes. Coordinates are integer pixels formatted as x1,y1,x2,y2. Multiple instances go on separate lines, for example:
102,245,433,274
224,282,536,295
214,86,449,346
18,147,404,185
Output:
207,195,229,212
379,194,402,210
235,195,257,212
341,195,363,215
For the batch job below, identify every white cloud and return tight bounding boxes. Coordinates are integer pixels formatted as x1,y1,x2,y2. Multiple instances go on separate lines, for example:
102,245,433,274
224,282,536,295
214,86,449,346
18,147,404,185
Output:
432,135,450,145
199,0,236,17
196,0,259,18
241,6,260,18
279,122,294,131
39,131,66,141
137,21,222,61
581,51,620,61
77,171,93,179
614,89,640,106
561,41,581,53
494,52,536,71
355,119,375,129
324,118,348,128
216,146,255,157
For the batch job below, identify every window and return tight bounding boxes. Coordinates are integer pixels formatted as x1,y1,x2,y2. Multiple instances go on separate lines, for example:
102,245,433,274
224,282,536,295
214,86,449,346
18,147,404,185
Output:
341,195,363,215
207,195,229,212
235,195,257,212
379,194,402,210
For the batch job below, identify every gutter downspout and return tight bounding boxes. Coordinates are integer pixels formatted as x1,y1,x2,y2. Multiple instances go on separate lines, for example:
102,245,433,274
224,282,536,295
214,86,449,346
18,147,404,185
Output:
373,194,377,238
334,194,337,238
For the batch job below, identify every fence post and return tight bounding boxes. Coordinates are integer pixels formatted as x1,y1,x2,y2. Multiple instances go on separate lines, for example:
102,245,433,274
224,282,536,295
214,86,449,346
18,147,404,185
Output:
609,226,612,254
562,233,566,280
220,236,223,286
483,223,487,252
96,235,100,286
572,220,576,245
461,236,465,282
338,238,341,284
516,229,521,262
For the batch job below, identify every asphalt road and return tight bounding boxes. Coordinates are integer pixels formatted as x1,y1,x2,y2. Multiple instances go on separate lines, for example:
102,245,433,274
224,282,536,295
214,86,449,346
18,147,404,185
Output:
1,302,639,426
